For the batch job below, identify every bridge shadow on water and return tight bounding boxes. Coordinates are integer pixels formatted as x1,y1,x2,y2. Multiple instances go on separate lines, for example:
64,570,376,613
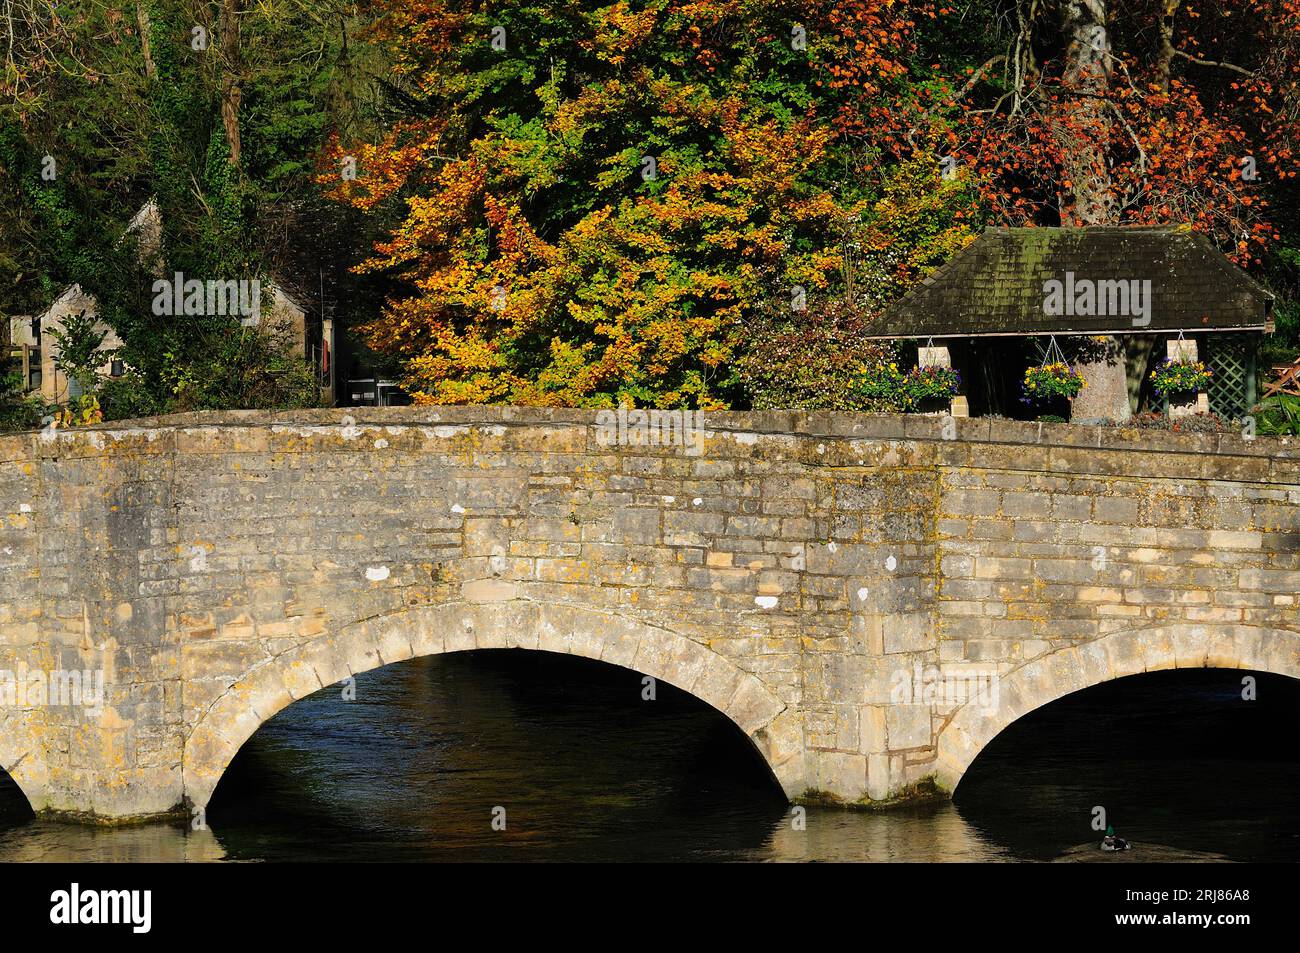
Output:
955,668,1300,862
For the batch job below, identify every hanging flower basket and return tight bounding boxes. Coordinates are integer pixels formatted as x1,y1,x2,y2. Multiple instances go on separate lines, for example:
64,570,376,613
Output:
901,365,961,413
1022,362,1085,403
853,362,961,413
1150,358,1212,398
1022,362,1084,422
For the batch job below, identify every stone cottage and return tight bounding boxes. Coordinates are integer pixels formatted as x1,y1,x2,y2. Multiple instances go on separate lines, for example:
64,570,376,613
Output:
9,199,328,404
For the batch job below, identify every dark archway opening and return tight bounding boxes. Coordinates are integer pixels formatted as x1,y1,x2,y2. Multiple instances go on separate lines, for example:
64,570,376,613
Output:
0,769,33,831
207,650,786,860
954,668,1300,861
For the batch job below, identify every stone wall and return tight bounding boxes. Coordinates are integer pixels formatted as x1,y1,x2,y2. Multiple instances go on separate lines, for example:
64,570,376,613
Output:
0,407,1297,821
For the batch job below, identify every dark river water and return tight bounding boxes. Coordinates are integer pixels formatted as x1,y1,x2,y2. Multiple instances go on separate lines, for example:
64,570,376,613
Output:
0,654,1296,862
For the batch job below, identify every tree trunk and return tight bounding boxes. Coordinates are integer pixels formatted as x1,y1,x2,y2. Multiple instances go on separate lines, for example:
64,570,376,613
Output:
219,0,243,168
1056,0,1113,226
1053,1,1133,420
136,3,156,80
1155,0,1180,93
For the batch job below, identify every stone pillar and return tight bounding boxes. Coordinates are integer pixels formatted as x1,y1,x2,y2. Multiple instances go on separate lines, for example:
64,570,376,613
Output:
1070,335,1131,423
918,345,950,368
1168,337,1196,362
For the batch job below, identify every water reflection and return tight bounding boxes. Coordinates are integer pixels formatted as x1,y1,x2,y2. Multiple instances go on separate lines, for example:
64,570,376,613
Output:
0,655,1293,862
0,818,224,862
766,805,1009,862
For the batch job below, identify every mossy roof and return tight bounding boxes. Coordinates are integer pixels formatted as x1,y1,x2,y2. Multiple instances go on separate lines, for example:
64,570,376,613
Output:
873,226,1274,338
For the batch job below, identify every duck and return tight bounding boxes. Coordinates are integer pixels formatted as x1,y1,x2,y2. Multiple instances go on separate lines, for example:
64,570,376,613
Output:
1100,825,1131,851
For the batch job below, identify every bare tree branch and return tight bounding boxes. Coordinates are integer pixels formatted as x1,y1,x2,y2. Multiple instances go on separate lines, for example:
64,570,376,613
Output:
1173,49,1256,79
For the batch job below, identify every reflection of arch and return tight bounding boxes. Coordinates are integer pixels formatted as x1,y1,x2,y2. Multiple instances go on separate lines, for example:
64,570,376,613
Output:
183,602,802,808
937,623,1300,792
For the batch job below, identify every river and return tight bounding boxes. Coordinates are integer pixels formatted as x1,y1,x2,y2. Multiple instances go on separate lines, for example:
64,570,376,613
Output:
0,654,1295,862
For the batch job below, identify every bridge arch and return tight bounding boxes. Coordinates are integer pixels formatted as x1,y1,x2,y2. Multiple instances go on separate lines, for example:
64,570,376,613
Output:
936,622,1300,792
0,712,48,815
182,601,802,809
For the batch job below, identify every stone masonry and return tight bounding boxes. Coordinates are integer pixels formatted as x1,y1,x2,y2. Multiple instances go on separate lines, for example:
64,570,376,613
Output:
0,407,1297,821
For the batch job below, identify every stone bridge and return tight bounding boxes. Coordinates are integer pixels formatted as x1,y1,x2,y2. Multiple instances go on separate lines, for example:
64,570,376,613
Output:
0,407,1297,821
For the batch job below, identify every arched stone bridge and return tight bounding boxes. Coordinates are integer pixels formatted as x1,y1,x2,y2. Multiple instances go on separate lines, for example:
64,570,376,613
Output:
1,407,1297,821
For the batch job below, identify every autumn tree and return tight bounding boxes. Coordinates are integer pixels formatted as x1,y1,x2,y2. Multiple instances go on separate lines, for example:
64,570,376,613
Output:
324,0,978,408
921,0,1300,258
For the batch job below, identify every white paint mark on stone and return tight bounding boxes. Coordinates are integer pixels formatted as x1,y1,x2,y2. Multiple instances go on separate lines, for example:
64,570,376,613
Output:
817,443,825,454
662,496,675,504
827,541,838,553
885,555,897,571
451,504,466,514
340,415,361,440
19,504,31,513
692,498,702,506
754,595,779,610
857,586,870,602
734,432,758,445
365,565,391,582
374,438,389,449
188,546,208,573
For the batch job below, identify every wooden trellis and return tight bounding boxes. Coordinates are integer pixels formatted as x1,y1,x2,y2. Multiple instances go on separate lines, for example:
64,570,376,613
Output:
1205,333,1257,420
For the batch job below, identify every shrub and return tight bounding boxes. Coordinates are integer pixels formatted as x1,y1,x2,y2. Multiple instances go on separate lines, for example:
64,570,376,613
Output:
163,322,321,413
47,310,111,395
0,371,45,432
94,320,321,421
96,372,164,422
54,394,103,428
738,301,904,412
1255,394,1300,436
1107,411,1237,434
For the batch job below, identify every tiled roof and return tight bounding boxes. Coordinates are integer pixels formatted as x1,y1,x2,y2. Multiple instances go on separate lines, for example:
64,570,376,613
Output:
873,226,1274,338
